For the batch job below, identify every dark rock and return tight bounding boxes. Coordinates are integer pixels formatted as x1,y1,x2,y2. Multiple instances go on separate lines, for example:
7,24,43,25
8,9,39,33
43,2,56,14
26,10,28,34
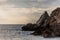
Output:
36,11,50,26
31,11,50,35
22,23,37,31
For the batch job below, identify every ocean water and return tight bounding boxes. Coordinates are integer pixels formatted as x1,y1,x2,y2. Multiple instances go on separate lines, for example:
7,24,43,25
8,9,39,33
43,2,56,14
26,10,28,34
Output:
0,24,60,40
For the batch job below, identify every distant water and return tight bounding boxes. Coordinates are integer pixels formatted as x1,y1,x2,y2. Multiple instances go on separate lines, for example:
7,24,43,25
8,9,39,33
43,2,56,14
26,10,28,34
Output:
0,24,60,40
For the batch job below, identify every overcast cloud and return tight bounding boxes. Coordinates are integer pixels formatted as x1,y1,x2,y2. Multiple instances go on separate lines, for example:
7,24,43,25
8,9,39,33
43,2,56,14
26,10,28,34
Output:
0,0,59,24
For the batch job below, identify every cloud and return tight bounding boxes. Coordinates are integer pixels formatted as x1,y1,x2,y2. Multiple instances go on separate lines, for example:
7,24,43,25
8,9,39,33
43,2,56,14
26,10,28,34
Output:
0,0,59,24
7,0,59,8
0,7,56,24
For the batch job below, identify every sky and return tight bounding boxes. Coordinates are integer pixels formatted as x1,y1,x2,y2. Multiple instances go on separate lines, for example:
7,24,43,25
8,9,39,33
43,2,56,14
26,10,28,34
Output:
0,0,60,24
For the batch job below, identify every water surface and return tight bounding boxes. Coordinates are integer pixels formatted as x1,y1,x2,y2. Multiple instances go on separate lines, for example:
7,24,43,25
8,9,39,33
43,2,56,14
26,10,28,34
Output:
0,24,60,40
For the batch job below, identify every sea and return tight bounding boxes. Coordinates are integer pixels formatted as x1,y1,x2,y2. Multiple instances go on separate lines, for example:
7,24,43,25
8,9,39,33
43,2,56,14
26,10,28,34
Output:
0,24,60,40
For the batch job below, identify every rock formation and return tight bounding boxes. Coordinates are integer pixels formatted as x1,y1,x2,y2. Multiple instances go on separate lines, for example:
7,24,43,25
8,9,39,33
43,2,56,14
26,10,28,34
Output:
36,11,49,26
22,11,49,31
31,11,50,35
48,8,60,37
22,8,60,38
32,8,60,37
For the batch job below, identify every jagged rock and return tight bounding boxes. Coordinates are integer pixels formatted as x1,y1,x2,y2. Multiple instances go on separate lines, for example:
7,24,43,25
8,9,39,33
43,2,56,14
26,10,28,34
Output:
36,11,50,26
31,11,50,35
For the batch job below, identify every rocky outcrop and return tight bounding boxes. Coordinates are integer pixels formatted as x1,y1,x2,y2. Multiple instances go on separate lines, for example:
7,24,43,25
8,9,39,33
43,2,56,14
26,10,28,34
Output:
31,11,50,35
48,8,60,37
22,11,49,31
22,8,60,38
22,23,37,31
31,8,60,37
36,11,49,26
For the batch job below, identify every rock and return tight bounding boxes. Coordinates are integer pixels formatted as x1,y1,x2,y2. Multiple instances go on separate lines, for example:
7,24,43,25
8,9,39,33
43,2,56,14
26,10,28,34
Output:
22,8,60,37
32,8,60,37
42,8,60,37
31,11,50,35
49,8,60,37
51,8,60,17
36,11,50,26
22,23,37,31
22,11,49,31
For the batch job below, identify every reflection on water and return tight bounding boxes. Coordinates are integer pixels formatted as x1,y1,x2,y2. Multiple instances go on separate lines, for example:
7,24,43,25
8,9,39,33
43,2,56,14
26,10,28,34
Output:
0,24,60,40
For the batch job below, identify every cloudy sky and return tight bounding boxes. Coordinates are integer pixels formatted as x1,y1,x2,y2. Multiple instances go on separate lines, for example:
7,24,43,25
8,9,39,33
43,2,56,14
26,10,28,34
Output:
0,0,60,24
